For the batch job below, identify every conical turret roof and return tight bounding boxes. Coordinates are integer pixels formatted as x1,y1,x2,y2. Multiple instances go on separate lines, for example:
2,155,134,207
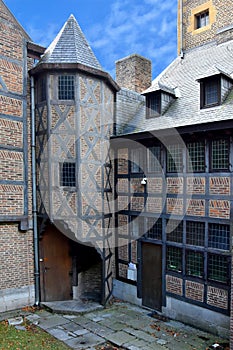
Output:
39,14,102,70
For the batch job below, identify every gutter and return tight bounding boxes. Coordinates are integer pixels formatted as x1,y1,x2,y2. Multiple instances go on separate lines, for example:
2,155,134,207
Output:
31,76,40,306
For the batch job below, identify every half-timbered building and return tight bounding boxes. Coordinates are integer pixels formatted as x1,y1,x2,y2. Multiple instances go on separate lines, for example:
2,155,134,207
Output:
0,0,233,344
112,0,233,338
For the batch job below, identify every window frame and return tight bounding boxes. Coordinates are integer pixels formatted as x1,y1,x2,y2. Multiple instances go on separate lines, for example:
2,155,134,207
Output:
130,147,144,174
58,75,75,100
209,137,230,172
60,162,76,187
186,140,206,173
195,9,209,30
146,92,161,118
200,76,221,109
147,145,161,173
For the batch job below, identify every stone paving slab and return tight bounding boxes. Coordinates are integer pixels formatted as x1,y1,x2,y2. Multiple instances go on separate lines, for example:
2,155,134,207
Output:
65,332,104,349
36,315,70,330
104,330,136,347
6,300,228,350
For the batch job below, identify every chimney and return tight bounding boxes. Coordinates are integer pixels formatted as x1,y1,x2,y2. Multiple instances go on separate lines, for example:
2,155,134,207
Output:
115,54,152,93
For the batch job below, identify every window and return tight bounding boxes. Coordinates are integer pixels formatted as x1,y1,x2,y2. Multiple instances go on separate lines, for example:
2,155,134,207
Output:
200,77,220,108
131,148,143,173
147,146,161,172
166,246,182,272
146,92,161,117
195,10,209,29
146,217,162,240
38,77,46,102
167,144,183,173
166,220,183,243
210,138,229,171
208,223,230,251
186,251,204,278
58,75,74,100
60,162,76,187
208,254,229,283
186,221,205,247
187,141,205,172
130,216,144,239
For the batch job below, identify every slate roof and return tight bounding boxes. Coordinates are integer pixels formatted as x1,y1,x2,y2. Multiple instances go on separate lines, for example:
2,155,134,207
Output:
116,39,233,136
39,14,102,70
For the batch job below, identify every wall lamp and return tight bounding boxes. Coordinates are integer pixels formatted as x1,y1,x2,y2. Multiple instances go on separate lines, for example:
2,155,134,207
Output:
141,177,147,185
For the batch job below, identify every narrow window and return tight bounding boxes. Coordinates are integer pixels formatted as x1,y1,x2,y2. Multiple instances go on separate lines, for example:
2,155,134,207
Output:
187,141,205,172
147,146,161,172
146,92,161,117
186,221,205,246
60,162,76,187
210,138,229,171
208,254,229,283
58,75,74,100
38,77,46,102
131,148,143,173
186,251,204,278
166,246,182,273
195,10,209,29
146,217,162,240
167,144,183,173
130,216,144,239
208,223,230,251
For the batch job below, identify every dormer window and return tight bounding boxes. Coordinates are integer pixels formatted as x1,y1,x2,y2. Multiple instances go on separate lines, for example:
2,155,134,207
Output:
147,92,161,117
199,74,233,109
146,90,174,118
200,76,220,108
195,10,209,29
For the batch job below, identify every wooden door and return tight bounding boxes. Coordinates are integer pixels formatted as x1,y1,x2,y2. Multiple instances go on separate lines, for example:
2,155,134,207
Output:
142,242,162,311
40,225,72,301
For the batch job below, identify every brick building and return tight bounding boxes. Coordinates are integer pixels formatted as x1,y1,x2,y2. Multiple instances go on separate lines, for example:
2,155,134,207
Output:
113,0,233,340
0,0,233,345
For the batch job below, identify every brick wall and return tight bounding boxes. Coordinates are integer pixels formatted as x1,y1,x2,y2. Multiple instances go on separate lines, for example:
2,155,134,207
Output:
0,0,34,310
116,54,151,93
181,0,233,52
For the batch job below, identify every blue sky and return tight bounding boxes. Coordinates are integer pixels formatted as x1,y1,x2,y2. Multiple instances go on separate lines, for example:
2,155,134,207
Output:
4,0,178,79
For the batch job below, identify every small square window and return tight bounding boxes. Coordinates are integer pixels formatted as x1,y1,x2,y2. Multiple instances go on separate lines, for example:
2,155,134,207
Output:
166,246,182,273
146,92,161,117
208,223,230,251
208,254,229,283
166,220,183,243
146,217,162,240
186,251,204,278
195,10,209,29
200,77,220,108
60,162,76,187
58,75,74,100
186,221,205,247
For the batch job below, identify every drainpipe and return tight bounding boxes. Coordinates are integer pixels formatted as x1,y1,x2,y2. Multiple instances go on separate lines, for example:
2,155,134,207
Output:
180,0,184,58
31,76,40,306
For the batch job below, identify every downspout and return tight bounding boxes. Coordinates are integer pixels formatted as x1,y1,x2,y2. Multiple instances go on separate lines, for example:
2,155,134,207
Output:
31,76,40,306
180,0,184,58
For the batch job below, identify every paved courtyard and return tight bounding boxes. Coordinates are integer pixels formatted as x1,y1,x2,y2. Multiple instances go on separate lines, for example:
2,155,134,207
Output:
18,300,229,349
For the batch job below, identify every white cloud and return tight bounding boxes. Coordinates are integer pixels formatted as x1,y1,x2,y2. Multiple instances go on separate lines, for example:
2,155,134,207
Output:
87,0,178,77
